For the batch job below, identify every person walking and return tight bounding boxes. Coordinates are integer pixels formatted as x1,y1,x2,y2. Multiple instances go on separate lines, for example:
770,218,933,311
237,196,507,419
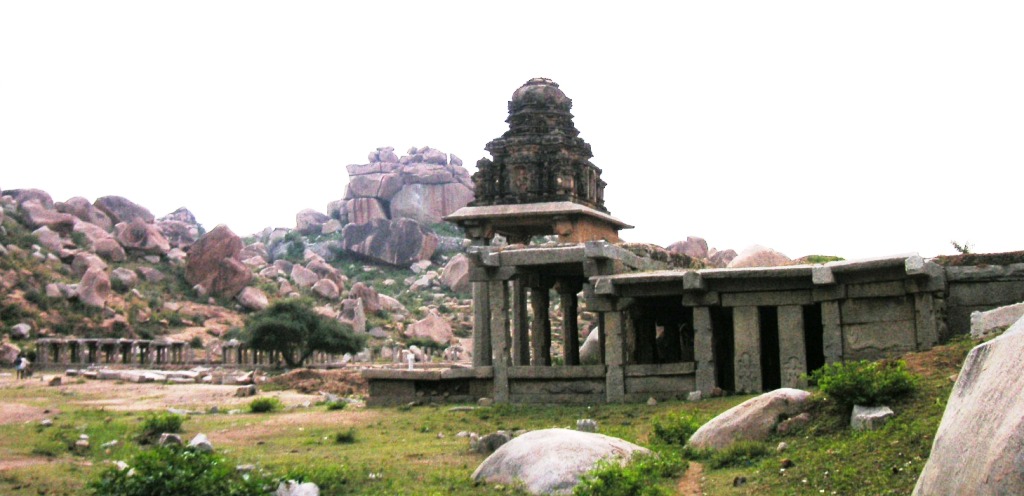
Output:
15,355,27,380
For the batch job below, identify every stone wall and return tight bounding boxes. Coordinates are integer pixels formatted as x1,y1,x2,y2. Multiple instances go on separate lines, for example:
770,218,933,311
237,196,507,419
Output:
944,263,1024,337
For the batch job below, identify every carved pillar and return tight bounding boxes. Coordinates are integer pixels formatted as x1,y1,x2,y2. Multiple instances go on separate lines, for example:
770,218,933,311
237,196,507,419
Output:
529,283,552,366
489,280,510,403
822,301,843,364
778,305,807,389
733,306,762,393
557,280,581,366
603,310,626,403
472,281,492,367
694,306,716,395
511,280,530,366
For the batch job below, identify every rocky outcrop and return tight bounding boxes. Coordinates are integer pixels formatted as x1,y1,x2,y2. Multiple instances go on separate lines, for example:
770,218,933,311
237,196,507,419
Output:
727,245,792,269
439,253,470,293
185,225,251,298
0,340,20,365
5,188,54,209
913,316,1024,495
404,311,454,344
472,429,650,495
94,196,154,224
57,197,113,231
21,200,75,234
970,301,1024,340
296,209,330,235
348,282,381,313
78,266,112,308
337,146,474,226
156,210,201,249
236,287,269,311
668,236,709,260
708,249,738,268
340,218,438,266
114,219,171,255
687,388,811,450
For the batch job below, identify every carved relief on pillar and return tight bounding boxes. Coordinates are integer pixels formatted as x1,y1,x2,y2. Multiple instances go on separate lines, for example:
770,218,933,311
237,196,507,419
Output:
735,352,759,393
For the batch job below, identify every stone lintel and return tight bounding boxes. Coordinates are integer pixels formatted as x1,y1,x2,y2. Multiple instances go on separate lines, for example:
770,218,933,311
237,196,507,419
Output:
507,365,606,379
826,253,918,274
699,265,814,280
497,246,586,266
943,263,1024,282
445,201,633,229
682,291,721,307
812,284,847,301
362,369,442,380
721,290,813,307
847,281,908,299
623,362,695,377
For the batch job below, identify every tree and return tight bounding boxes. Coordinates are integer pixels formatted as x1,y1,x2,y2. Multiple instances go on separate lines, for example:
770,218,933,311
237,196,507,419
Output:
244,298,365,368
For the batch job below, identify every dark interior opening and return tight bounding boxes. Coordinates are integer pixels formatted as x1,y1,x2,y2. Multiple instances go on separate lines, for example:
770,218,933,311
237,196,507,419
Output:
759,306,781,391
633,297,692,364
803,303,825,374
710,306,735,392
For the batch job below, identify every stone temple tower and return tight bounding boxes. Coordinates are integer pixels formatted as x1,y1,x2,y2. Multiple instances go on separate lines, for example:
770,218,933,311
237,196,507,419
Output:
446,78,631,244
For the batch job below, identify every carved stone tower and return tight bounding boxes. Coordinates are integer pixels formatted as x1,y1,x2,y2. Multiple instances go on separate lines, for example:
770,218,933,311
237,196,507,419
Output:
447,78,630,244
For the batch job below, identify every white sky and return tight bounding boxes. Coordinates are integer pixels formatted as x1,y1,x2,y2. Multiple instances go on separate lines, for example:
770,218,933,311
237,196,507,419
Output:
2,2,1021,260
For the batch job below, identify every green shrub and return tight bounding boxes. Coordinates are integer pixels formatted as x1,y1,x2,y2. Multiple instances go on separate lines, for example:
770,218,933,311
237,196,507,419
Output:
334,428,357,444
136,412,184,444
808,359,917,410
325,400,347,411
89,446,271,496
249,397,284,413
706,441,770,469
573,452,685,496
651,412,703,445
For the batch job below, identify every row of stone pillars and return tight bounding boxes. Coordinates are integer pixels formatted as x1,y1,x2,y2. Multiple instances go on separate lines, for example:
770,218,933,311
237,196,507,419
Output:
34,339,192,367
220,344,346,367
473,277,585,369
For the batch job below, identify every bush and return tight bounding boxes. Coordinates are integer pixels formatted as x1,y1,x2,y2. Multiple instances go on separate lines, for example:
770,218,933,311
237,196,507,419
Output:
89,446,271,496
651,412,703,445
334,428,357,444
325,400,347,411
136,412,184,444
249,397,284,413
573,452,685,496
808,360,917,410
706,441,770,469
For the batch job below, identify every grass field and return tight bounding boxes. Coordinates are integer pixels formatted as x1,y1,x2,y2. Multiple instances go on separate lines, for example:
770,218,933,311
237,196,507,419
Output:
0,337,973,495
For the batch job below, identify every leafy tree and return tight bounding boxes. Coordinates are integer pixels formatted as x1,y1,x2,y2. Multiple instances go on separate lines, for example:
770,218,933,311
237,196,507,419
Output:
245,298,365,368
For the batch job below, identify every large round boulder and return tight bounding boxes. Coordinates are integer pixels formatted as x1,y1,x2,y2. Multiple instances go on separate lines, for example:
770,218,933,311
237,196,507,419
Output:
77,266,111,308
185,225,251,298
93,196,154,224
403,311,454,345
389,182,474,225
472,428,650,495
727,245,791,268
20,200,76,234
687,388,811,450
913,316,1024,495
57,197,113,231
439,253,470,293
668,236,709,260
114,219,171,254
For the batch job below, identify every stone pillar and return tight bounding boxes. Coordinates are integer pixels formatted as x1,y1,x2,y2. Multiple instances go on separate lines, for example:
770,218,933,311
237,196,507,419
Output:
822,301,843,364
778,305,807,389
694,306,716,395
530,284,552,366
35,342,48,365
184,344,193,365
559,283,580,366
914,293,939,350
603,311,626,402
489,280,510,402
472,281,492,367
733,306,762,393
511,280,530,366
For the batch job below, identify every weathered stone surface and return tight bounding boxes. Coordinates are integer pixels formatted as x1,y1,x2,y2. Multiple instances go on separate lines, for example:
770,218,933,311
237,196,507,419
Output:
404,311,454,344
33,226,66,253
72,252,108,277
914,317,1024,495
472,431,513,455
708,249,738,268
237,287,269,311
321,219,343,234
440,253,470,292
240,242,268,261
94,196,154,224
345,198,389,225
21,200,75,233
6,188,54,208
367,146,399,164
57,196,113,231
579,327,601,365
10,323,31,339
188,433,214,453
137,266,165,283
472,428,650,495
970,301,1024,340
311,279,340,300
688,388,812,450
93,238,127,262
390,182,474,224
0,340,21,365
668,236,709,260
290,265,320,288
114,219,171,254
157,220,200,249
345,172,403,200
727,245,792,268
185,225,251,298
339,298,367,334
110,267,138,290
78,267,111,308
158,433,183,446
295,209,330,235
851,405,894,431
340,218,438,267
349,282,381,313
276,480,320,496
72,219,115,246
378,294,408,316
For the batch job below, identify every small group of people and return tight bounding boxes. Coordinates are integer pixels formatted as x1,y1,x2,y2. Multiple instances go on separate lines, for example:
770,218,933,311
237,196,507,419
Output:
15,354,32,379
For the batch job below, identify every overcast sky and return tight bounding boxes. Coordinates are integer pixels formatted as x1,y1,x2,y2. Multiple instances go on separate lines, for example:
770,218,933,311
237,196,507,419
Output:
2,2,1021,260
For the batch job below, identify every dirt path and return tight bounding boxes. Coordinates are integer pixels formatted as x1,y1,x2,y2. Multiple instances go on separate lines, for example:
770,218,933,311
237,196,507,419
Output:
677,461,703,495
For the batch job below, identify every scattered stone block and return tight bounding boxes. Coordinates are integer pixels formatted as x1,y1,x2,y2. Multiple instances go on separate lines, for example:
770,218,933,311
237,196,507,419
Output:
850,405,894,431
158,433,183,446
687,391,703,402
576,419,598,433
188,433,214,453
235,384,258,397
